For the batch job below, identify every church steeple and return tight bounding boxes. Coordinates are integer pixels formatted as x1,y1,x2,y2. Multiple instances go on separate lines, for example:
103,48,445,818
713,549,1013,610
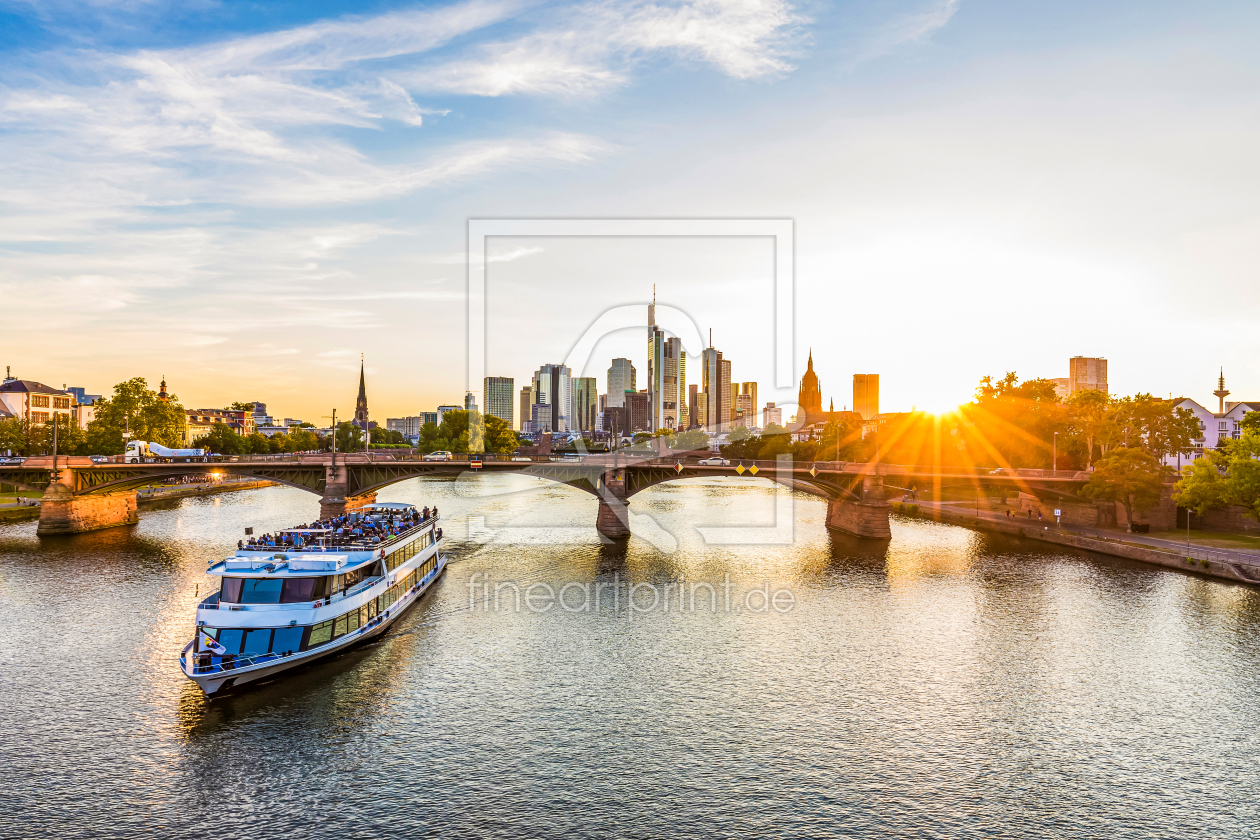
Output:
158,376,168,401
354,355,369,428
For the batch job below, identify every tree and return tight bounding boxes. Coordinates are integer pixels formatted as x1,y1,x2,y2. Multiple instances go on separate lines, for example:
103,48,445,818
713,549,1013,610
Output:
1114,394,1201,463
244,432,270,454
336,422,365,453
483,413,519,454
728,425,751,442
84,378,187,454
226,402,255,412
1081,447,1168,532
200,422,243,455
0,418,28,455
1066,389,1113,469
1175,426,1260,521
286,428,320,453
672,429,710,451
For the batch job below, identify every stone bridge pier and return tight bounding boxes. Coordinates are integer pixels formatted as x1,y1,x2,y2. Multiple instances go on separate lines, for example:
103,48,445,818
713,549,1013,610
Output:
35,459,139,536
595,468,631,539
824,475,892,539
319,464,377,519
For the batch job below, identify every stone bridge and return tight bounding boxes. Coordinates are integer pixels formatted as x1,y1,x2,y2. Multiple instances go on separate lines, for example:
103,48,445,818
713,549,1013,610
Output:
1,453,1093,539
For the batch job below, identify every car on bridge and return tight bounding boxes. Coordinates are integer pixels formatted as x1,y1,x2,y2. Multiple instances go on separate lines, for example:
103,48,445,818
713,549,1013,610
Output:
697,456,730,466
0,456,24,465
423,450,453,461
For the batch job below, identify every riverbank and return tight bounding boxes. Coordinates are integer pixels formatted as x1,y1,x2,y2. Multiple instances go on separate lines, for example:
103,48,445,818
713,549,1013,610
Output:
0,479,277,525
904,501,1260,586
137,479,276,504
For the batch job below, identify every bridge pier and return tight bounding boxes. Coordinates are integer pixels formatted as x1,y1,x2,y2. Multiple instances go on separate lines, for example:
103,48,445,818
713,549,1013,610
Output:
824,476,891,539
37,468,139,536
595,469,631,539
319,492,378,519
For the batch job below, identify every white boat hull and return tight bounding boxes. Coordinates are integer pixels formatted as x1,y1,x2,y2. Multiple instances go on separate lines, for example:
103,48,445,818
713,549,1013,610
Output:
183,554,447,696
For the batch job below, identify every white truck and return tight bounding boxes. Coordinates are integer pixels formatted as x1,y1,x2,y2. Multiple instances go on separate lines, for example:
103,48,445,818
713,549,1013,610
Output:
125,440,211,463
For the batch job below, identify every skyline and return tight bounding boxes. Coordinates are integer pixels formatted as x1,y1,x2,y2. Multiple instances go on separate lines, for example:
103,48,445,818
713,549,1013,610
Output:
3,1,1259,419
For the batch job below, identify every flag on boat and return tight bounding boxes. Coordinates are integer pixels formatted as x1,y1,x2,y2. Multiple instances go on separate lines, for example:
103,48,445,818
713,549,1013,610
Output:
201,632,227,655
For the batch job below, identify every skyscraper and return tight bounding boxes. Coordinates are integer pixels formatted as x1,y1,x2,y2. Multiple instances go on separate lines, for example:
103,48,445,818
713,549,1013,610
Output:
853,374,879,421
626,391,650,432
572,377,598,433
518,385,532,432
1068,357,1108,395
719,358,732,429
483,376,514,426
688,383,699,429
531,364,572,433
701,337,728,433
464,391,478,412
607,358,636,408
741,382,758,421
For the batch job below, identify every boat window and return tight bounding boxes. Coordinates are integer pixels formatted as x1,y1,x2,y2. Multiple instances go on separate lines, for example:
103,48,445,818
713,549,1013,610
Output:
347,609,361,633
333,613,349,638
220,578,243,603
280,578,317,603
307,620,334,648
272,627,303,655
218,628,244,654
242,628,272,656
240,578,284,604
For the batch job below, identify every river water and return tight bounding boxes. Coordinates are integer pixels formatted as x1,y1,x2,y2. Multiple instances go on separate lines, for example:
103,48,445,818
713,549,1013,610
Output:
1,475,1258,838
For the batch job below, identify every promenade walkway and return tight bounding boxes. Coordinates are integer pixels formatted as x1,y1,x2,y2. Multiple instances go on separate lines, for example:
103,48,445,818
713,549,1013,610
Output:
915,499,1260,565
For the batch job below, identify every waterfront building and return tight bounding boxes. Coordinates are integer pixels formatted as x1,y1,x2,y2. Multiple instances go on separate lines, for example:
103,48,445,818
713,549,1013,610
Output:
1069,356,1108,395
532,364,572,433
1052,378,1071,400
353,359,370,430
518,386,532,432
0,372,75,427
607,358,636,409
1160,371,1260,469
419,411,438,428
483,377,514,426
763,402,782,428
436,405,461,424
386,417,422,437
853,373,879,422
572,377,598,433
797,352,825,427
688,384,699,429
185,409,253,444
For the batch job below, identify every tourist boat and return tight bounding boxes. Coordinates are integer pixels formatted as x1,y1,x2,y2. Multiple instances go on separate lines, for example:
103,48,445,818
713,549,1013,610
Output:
180,502,446,696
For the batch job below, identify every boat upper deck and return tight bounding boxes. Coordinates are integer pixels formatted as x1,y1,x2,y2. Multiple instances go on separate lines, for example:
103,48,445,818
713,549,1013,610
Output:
207,502,441,577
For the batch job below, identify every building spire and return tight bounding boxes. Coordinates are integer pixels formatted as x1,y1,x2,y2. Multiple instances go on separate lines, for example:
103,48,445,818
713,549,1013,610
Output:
355,355,369,428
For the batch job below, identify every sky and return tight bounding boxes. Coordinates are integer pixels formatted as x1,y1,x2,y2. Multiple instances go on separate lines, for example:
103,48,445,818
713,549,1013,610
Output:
1,0,1258,423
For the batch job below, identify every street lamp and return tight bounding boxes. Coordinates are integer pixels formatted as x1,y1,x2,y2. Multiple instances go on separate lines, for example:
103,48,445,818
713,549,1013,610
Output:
1053,432,1058,475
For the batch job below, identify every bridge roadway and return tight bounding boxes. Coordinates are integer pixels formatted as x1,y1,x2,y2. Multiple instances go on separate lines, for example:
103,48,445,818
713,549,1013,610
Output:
0,453,1092,539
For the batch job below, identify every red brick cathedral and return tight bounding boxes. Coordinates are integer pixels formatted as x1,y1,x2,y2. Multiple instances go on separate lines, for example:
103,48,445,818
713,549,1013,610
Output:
797,350,826,426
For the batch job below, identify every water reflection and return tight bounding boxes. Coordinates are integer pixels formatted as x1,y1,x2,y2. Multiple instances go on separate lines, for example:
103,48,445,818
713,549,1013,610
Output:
4,479,1260,838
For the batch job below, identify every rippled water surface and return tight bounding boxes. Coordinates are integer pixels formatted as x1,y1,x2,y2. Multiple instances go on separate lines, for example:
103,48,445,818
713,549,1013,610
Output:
2,476,1259,838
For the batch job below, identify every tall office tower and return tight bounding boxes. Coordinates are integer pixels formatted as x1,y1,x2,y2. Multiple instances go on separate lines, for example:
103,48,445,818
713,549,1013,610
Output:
741,382,758,420
736,392,753,423
532,364,572,433
518,386,532,431
1068,357,1108,395
688,384,699,429
572,377,598,433
763,402,782,427
419,411,438,427
483,377,514,426
702,342,727,433
853,374,879,421
464,392,478,412
626,391,651,432
607,358,636,408
660,336,683,430
647,289,660,430
719,359,732,429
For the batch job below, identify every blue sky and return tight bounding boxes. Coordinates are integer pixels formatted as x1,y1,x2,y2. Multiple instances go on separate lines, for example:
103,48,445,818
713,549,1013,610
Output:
2,0,1258,421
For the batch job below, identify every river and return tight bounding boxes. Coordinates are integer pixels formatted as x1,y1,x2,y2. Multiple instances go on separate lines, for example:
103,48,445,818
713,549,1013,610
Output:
1,475,1258,838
